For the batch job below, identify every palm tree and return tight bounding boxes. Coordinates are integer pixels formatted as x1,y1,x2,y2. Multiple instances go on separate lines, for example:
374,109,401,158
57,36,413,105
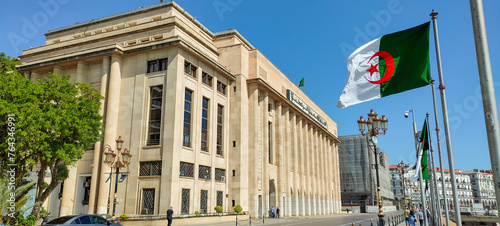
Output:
0,177,36,225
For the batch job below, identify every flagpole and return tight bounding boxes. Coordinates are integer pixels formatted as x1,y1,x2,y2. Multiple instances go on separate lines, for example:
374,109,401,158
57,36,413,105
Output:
430,10,462,226
430,80,450,226
410,109,428,226
470,0,500,217
426,113,443,226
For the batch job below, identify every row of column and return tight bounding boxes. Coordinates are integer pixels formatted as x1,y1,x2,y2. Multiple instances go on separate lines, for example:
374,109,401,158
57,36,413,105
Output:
33,56,121,216
250,87,341,217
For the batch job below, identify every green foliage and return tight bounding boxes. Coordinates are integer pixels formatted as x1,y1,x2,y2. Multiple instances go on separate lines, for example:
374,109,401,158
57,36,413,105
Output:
0,53,104,218
234,205,242,213
120,213,127,221
214,206,223,213
194,211,200,214
0,176,36,225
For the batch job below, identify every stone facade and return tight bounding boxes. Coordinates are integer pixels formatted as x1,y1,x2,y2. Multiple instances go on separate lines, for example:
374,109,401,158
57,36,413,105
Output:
463,170,497,209
18,1,341,218
338,135,394,213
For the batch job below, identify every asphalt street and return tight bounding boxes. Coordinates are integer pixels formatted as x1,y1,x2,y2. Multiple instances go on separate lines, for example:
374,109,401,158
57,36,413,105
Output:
186,211,405,226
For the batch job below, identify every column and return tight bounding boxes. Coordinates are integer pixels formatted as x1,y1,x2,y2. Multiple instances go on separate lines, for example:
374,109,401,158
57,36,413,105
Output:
262,91,269,216
59,165,78,216
53,66,64,75
311,127,317,215
297,116,304,216
76,61,88,83
96,55,122,214
248,84,260,216
284,107,292,217
30,71,41,81
88,57,110,213
304,121,310,215
291,112,298,216
276,102,284,215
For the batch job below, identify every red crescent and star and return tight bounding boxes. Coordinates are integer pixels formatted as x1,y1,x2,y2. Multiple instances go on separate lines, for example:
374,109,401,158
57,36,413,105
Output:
365,51,395,84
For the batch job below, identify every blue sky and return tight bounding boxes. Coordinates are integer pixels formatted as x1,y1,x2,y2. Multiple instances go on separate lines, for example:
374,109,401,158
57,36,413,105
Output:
1,0,499,171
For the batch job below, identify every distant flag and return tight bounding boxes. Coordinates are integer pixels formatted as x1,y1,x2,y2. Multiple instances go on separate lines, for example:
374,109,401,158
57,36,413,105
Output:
337,22,432,108
407,118,430,190
298,78,304,87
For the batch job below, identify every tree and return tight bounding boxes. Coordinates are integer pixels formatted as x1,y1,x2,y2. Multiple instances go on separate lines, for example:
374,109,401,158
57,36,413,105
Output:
214,205,223,213
0,53,104,219
234,204,242,214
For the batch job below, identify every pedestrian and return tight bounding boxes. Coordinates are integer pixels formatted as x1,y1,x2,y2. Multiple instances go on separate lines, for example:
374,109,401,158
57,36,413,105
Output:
276,207,280,218
404,206,411,226
416,208,424,225
408,210,416,226
167,206,174,226
270,206,275,218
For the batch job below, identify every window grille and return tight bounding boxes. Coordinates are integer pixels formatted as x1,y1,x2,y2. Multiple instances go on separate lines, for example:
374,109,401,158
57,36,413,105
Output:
215,168,226,182
180,162,194,177
181,189,190,214
184,61,197,78
201,97,209,152
141,188,155,215
147,86,163,146
147,58,168,73
183,89,192,147
198,165,211,180
216,191,223,207
216,105,224,156
200,190,208,214
202,72,213,87
140,161,162,176
217,81,226,95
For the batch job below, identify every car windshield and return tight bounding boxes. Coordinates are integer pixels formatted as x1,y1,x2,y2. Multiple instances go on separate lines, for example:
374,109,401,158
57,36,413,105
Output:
46,215,74,224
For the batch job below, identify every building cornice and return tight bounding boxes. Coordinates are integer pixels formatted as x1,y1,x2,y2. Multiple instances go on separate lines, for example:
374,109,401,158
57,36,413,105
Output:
17,38,235,81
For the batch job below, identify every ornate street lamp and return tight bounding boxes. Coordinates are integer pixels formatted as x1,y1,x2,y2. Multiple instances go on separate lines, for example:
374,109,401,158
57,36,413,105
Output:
103,136,132,219
357,109,388,226
397,161,410,209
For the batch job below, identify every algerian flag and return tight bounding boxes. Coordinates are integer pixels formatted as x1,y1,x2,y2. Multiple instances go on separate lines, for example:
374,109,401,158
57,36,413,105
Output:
337,22,431,108
420,118,430,189
298,78,304,87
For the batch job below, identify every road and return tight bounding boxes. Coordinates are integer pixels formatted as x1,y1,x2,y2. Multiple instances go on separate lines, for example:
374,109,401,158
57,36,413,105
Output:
189,211,404,226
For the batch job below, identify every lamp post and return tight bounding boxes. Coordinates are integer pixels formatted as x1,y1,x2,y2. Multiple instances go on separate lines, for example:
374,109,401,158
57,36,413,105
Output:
103,136,132,219
357,109,388,226
397,161,410,209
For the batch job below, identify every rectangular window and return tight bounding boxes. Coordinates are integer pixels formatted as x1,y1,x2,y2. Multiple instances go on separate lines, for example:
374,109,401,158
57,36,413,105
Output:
183,89,193,147
147,58,168,73
268,121,272,164
232,200,235,207
179,162,194,177
198,165,211,180
217,191,223,207
201,97,209,152
200,190,208,214
202,71,213,87
141,188,155,215
216,105,224,156
139,161,162,176
184,61,197,78
147,86,163,146
215,168,226,182
217,81,226,95
181,189,190,214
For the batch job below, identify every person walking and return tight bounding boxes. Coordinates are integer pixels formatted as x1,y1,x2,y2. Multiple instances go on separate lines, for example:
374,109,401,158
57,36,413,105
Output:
276,207,280,218
167,206,174,226
404,207,411,226
408,210,416,226
416,208,424,226
270,206,275,218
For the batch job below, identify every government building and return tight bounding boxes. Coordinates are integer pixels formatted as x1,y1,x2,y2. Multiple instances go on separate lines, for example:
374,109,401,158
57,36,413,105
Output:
18,1,341,218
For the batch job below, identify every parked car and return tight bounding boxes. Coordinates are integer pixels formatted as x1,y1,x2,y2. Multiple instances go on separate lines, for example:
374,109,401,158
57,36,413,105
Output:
44,214,122,225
